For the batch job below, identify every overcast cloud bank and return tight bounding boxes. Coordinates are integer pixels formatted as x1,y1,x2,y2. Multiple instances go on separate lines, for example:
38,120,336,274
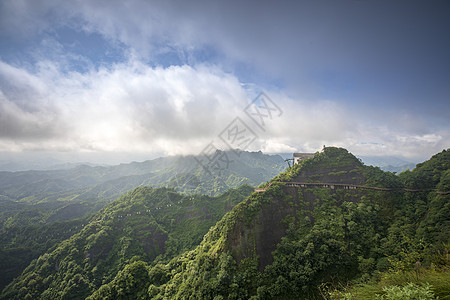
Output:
0,0,448,165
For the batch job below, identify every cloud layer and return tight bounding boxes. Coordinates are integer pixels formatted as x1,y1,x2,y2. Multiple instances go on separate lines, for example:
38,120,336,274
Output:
0,0,449,164
0,58,447,161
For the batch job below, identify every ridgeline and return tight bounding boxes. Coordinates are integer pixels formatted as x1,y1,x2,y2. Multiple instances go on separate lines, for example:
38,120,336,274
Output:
2,147,449,299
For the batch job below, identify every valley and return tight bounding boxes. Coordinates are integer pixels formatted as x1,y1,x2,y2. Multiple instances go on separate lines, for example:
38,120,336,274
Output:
1,147,448,299
0,150,285,293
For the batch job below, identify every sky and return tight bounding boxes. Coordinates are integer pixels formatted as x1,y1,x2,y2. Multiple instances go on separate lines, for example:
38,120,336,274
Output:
0,0,449,167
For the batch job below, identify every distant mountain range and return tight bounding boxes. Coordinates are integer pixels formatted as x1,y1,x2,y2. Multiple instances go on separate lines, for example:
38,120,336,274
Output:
1,152,419,173
358,155,418,173
0,151,420,228
0,150,285,292
2,147,448,299
0,150,286,226
0,159,104,172
274,153,417,173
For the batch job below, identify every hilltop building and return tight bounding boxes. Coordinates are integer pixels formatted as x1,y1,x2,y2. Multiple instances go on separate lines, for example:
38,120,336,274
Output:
293,153,314,164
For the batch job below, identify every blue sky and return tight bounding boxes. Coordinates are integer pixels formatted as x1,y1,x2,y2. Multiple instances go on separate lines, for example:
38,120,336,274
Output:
0,0,449,165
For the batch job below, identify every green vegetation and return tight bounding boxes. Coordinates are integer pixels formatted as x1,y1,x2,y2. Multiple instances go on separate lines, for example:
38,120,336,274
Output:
0,151,284,291
0,218,87,290
0,185,252,299
2,147,449,299
0,151,285,207
399,149,450,190
0,150,285,228
324,243,449,299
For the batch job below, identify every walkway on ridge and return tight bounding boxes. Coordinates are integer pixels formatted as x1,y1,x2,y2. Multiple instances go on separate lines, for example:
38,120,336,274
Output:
254,181,450,195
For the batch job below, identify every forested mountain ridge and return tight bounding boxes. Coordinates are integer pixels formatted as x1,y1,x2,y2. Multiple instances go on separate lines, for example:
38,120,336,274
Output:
0,185,253,299
2,147,449,299
0,151,285,227
0,151,284,201
84,147,448,299
0,218,87,290
0,151,284,293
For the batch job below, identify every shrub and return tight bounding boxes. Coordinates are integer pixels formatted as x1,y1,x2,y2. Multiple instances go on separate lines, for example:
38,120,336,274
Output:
376,283,436,300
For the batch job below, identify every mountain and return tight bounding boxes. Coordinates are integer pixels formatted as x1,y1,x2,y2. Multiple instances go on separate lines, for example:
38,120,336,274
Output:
358,155,417,173
0,150,284,293
0,218,86,290
3,147,449,299
86,147,449,299
0,150,286,227
0,185,253,299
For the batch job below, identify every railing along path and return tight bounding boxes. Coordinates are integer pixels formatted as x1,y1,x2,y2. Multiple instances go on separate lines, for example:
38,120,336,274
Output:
254,181,449,195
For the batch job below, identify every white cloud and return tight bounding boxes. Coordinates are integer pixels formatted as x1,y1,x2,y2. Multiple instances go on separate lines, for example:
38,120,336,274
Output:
0,0,448,163
1,57,448,163
0,59,249,155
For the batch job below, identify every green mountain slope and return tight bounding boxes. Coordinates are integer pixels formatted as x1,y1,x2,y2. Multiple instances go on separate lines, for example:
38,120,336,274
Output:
0,185,253,299
3,147,448,299
0,151,284,293
0,219,86,291
0,151,285,227
86,147,448,299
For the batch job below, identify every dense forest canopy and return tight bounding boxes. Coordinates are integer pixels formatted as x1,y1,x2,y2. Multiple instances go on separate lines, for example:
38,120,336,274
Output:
1,147,449,299
0,151,284,292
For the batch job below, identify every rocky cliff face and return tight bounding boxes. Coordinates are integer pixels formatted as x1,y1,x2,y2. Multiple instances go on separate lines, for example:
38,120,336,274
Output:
227,148,369,270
